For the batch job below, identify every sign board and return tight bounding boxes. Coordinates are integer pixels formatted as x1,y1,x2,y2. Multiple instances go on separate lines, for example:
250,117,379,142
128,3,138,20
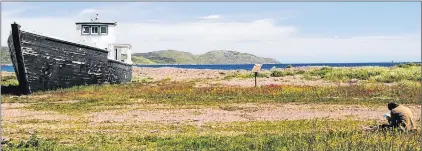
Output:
252,64,262,72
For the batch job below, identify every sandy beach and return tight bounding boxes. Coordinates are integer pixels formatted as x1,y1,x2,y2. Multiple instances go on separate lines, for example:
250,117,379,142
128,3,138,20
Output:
132,66,352,87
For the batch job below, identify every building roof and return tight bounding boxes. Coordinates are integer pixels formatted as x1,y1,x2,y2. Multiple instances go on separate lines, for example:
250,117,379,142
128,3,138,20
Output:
114,44,132,49
75,22,117,25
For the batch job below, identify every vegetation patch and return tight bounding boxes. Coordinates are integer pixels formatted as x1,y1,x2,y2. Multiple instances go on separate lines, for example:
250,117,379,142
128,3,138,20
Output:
224,72,270,80
269,65,421,83
1,79,419,114
1,74,19,87
2,120,420,150
131,77,154,83
271,70,305,77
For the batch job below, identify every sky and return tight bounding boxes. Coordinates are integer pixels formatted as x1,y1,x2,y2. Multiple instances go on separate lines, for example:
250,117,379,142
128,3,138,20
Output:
1,2,421,63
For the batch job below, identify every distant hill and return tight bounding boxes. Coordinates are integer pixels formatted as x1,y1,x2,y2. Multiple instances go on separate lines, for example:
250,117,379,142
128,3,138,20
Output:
132,50,199,64
132,50,279,64
1,46,280,65
197,50,279,64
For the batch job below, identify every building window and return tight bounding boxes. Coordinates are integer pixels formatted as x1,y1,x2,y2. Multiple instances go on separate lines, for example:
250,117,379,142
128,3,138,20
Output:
91,26,99,34
82,26,90,34
100,26,108,34
81,25,109,35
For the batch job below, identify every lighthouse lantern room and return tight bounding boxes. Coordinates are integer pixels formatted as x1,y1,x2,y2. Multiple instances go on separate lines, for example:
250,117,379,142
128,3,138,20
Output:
75,14,132,64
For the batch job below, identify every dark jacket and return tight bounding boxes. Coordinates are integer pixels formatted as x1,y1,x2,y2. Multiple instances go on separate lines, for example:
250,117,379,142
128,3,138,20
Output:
388,103,415,131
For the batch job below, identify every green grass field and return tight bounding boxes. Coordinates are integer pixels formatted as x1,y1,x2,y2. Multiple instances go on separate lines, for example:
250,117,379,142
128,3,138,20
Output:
1,65,421,150
2,120,420,151
1,79,419,114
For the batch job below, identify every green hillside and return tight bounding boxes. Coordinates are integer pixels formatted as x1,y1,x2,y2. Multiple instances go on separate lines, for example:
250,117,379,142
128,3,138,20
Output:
1,46,280,65
198,50,279,64
132,50,198,64
132,50,279,64
151,50,198,64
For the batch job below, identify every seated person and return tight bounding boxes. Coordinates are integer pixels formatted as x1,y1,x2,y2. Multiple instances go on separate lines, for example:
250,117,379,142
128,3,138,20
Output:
363,102,415,132
384,102,415,131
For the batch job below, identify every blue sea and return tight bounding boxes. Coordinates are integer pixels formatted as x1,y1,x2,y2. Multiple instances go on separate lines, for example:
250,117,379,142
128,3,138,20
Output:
1,62,417,72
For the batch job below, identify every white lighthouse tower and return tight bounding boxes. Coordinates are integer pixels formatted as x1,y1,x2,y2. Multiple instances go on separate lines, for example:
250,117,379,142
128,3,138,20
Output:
75,14,132,64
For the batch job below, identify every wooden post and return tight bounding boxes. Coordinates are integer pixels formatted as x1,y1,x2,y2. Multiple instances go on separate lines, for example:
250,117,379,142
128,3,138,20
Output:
251,64,262,88
254,72,257,87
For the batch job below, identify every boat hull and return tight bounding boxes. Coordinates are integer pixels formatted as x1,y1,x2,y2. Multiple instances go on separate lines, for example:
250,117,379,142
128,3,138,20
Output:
7,23,132,94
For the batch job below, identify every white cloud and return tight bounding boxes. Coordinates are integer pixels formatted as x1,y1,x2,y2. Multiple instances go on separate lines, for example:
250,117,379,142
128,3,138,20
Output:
78,9,103,15
200,15,222,20
277,16,296,21
1,12,420,63
1,3,36,18
1,16,80,45
2,9,25,17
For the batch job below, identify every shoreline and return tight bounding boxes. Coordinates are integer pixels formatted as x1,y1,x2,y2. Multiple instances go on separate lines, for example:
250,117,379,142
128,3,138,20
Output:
3,65,420,87
1,65,417,74
0,64,411,73
132,61,420,65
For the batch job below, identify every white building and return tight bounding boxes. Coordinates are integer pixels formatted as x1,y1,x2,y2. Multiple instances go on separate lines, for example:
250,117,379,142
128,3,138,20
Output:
75,14,132,64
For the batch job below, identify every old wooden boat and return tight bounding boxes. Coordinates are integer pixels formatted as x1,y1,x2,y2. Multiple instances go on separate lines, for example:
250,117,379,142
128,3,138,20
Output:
7,15,133,94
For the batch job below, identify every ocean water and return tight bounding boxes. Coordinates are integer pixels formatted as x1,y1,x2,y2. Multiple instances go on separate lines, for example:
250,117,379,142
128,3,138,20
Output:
134,63,409,70
1,62,415,72
1,65,14,72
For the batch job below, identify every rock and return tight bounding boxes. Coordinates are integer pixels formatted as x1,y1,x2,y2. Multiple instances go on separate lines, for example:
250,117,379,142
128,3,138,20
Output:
151,129,159,133
349,79,359,84
1,137,10,144
29,129,36,135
